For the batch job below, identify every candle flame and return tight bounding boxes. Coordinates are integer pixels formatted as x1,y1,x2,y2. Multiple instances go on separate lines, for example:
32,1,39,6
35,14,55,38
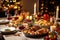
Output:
26,16,30,19
30,16,32,20
57,6,59,10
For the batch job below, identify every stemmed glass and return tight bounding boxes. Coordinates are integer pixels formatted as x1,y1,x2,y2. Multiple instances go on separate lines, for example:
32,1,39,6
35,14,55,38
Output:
7,14,12,20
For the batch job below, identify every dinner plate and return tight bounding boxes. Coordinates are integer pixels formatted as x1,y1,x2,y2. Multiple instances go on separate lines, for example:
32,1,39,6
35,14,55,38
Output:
0,27,17,35
0,20,9,24
0,19,9,23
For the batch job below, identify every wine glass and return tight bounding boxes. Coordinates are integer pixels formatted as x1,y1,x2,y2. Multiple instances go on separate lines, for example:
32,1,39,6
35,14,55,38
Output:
14,16,19,20
7,14,12,20
19,25,25,31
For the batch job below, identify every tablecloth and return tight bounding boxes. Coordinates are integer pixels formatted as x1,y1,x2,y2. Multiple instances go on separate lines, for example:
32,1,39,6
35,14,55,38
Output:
0,25,44,40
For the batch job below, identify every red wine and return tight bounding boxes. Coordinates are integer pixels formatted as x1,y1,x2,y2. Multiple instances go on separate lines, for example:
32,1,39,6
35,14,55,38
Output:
19,25,25,30
14,17,18,20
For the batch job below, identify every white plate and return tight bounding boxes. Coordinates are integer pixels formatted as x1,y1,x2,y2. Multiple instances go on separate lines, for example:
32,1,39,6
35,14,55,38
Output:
0,20,9,23
0,27,15,32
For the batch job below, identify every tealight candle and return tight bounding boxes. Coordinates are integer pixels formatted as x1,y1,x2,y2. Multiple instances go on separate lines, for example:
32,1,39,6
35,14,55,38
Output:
19,16,22,19
19,16,23,21
26,16,30,19
50,25,56,32
30,16,32,20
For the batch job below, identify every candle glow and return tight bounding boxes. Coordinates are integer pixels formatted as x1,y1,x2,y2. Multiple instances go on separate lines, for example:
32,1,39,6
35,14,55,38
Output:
50,25,56,32
30,16,32,20
26,16,30,19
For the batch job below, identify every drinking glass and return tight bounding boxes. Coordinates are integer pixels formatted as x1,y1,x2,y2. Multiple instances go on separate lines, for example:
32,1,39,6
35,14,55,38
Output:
7,14,12,20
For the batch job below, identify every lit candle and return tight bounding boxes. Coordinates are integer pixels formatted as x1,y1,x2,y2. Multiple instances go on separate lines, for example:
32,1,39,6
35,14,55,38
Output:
34,3,36,15
19,16,23,21
50,25,56,32
50,17,53,23
19,16,22,19
26,16,30,19
30,16,32,20
56,6,59,20
50,26,53,32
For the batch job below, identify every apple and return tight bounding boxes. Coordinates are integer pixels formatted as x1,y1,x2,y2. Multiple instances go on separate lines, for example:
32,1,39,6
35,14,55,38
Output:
54,35,57,39
43,14,50,20
45,36,49,40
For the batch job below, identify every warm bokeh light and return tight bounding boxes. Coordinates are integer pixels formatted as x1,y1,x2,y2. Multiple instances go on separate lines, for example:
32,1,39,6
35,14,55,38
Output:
30,16,32,20
14,5,17,9
26,16,30,19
